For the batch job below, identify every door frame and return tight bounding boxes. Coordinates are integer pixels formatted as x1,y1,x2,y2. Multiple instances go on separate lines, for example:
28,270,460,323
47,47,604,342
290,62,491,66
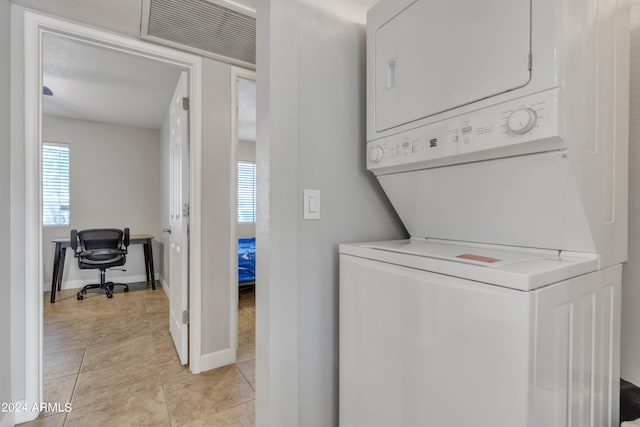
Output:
229,66,256,359
19,10,204,421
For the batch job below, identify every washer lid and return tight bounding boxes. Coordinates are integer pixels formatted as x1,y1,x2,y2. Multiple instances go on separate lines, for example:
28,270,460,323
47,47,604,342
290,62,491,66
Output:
373,0,531,133
339,239,599,291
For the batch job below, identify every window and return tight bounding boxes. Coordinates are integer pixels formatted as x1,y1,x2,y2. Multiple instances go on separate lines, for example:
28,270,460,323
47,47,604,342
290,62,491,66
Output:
237,161,256,222
42,142,70,226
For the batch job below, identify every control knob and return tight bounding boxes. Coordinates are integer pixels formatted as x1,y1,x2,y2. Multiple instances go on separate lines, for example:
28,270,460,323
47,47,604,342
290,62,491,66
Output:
506,108,537,135
368,146,384,163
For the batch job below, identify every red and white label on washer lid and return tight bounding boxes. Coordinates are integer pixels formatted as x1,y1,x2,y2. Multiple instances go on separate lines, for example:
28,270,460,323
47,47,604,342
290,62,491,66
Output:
456,253,502,263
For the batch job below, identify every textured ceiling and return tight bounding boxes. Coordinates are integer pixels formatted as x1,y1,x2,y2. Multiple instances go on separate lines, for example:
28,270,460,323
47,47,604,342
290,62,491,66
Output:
220,0,375,22
302,0,378,24
42,33,257,139
42,33,183,129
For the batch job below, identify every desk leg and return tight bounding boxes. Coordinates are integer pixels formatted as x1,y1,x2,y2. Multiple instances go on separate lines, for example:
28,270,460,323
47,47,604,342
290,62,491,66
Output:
143,243,151,283
57,248,66,291
144,241,156,290
50,243,61,303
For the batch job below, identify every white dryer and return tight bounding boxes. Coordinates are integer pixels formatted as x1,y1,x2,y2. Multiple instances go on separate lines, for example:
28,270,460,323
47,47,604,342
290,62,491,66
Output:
339,0,630,425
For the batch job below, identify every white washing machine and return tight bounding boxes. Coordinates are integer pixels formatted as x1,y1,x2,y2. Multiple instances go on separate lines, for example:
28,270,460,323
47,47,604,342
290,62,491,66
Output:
339,0,629,425
340,239,620,426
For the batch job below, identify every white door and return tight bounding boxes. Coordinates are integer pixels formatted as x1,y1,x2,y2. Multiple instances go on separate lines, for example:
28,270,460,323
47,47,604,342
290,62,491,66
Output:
169,71,190,365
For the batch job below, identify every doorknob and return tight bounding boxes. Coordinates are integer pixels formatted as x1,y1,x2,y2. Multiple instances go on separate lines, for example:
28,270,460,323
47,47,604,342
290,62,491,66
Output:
162,228,171,234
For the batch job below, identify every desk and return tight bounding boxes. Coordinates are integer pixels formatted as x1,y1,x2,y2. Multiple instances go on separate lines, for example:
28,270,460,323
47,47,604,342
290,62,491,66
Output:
50,234,156,303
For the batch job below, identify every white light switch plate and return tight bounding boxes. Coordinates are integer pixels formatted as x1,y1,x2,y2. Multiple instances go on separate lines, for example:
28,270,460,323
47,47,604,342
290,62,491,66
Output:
304,189,320,220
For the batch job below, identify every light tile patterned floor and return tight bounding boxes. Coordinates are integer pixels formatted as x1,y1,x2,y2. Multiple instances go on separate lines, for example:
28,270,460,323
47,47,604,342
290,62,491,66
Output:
19,283,256,427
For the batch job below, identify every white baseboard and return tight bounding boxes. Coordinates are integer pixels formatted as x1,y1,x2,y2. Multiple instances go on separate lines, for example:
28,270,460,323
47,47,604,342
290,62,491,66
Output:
0,411,12,427
161,278,169,298
200,348,234,372
10,400,38,425
44,274,161,291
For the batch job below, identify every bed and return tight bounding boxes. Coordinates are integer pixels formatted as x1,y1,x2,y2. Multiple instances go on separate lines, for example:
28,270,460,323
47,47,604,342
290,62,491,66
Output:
238,237,256,284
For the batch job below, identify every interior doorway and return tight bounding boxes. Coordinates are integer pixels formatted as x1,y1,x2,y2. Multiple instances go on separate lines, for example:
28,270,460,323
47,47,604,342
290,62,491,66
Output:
231,68,257,365
40,28,194,373
40,32,184,302
18,10,205,422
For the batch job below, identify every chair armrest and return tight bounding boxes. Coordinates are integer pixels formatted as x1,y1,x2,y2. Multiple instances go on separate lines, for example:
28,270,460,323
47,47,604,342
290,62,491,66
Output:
122,228,131,254
70,229,78,255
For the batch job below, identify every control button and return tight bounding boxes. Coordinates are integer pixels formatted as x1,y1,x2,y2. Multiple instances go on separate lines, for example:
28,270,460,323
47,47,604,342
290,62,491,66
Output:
368,146,384,163
507,108,537,134
462,126,473,133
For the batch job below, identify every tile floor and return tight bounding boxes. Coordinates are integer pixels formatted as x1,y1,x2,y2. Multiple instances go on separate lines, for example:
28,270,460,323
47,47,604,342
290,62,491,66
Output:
19,282,256,427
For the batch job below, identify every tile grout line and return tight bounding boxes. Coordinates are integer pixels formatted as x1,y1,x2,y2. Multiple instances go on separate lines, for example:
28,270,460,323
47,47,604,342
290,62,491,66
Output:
159,383,175,427
62,358,84,427
38,284,255,426
151,289,174,427
64,324,91,424
237,361,255,392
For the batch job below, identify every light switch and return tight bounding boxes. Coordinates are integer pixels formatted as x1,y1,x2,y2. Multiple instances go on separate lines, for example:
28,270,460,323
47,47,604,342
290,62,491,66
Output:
304,189,320,220
309,195,318,213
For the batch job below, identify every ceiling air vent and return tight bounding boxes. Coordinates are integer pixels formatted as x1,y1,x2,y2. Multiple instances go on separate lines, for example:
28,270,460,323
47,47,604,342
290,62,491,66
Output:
140,0,256,68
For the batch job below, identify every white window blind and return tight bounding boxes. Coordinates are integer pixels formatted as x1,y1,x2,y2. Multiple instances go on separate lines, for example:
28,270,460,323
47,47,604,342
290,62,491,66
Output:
42,142,70,226
237,161,256,222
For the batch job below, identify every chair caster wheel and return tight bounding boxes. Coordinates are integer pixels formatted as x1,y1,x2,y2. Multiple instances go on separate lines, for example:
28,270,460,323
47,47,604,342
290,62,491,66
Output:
124,288,129,293
107,293,113,299
77,294,83,300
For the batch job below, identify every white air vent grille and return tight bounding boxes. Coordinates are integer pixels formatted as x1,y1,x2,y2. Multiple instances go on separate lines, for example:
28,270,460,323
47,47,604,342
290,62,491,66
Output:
141,0,256,67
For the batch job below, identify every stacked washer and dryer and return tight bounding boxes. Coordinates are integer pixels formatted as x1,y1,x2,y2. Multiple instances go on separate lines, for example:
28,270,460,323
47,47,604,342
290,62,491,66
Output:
339,0,629,426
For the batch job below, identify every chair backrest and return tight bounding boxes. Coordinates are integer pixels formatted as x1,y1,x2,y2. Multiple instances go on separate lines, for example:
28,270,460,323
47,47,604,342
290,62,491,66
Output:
77,229,124,251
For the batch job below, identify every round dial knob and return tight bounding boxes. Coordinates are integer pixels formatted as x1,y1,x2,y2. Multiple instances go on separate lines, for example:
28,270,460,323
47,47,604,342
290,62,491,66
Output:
368,146,384,163
507,108,537,135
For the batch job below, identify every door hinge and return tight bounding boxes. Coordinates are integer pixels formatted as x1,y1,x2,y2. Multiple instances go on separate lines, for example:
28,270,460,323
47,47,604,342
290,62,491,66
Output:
528,54,532,71
182,97,190,111
182,310,189,324
182,202,190,218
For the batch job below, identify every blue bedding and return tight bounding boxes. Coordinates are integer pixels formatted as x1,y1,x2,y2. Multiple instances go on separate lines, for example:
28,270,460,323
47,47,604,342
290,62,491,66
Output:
238,238,256,283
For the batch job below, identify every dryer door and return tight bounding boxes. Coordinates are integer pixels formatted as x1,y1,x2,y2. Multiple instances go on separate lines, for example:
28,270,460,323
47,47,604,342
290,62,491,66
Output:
373,0,531,133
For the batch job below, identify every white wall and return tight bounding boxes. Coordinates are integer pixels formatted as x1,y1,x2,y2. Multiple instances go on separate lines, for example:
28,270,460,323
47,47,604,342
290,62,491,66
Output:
41,115,163,290
622,0,640,386
10,3,27,403
239,139,256,162
256,1,406,425
201,58,235,356
0,1,12,426
12,0,141,38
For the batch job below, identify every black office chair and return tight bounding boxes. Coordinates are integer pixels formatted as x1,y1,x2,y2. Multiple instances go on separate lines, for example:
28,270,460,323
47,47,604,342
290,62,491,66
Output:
71,228,130,300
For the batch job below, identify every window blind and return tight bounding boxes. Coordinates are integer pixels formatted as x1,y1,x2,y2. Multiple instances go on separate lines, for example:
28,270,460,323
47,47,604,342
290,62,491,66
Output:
42,143,70,226
237,161,256,222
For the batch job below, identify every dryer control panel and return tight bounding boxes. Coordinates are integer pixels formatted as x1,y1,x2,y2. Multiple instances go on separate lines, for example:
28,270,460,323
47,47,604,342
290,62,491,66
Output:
367,89,563,175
